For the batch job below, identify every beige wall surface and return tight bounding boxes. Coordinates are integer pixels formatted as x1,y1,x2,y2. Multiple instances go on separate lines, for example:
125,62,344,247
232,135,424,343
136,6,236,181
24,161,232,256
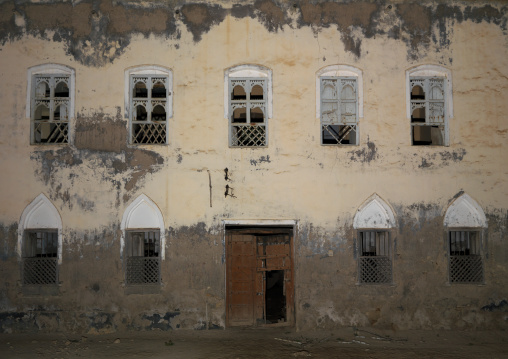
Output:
0,0,507,333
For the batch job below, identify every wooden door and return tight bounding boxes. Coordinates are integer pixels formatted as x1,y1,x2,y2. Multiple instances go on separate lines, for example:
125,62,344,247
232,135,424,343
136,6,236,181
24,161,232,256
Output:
226,233,257,326
226,228,294,327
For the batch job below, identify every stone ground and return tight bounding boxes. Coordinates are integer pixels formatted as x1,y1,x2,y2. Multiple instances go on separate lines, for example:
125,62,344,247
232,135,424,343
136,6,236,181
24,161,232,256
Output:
1,327,507,358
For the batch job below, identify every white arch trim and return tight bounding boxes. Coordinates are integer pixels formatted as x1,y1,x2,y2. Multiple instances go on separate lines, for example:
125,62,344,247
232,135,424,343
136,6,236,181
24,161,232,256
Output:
353,194,396,229
406,64,453,120
17,193,63,263
120,194,166,260
224,64,273,119
316,65,364,119
444,193,487,228
26,64,76,119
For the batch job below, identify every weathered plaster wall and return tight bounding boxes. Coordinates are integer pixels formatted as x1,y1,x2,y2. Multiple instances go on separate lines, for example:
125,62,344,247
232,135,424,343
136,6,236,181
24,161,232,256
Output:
0,0,507,333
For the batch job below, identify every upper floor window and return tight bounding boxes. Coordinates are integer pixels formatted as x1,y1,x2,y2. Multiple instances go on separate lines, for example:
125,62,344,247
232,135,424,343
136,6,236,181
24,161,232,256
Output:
317,65,363,145
27,64,75,145
18,194,62,290
353,194,396,284
121,194,165,290
444,193,486,284
225,65,272,147
125,66,172,145
406,65,452,146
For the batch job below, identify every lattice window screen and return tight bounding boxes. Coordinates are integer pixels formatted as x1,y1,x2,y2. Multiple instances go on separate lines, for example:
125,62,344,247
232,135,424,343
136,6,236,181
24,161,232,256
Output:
32,75,70,144
449,231,483,284
358,231,392,284
130,75,168,144
229,78,267,147
320,77,358,145
125,231,161,285
23,230,58,285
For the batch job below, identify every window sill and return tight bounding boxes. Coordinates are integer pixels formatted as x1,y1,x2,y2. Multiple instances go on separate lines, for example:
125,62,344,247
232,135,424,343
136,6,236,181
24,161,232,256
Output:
22,285,60,296
124,284,162,295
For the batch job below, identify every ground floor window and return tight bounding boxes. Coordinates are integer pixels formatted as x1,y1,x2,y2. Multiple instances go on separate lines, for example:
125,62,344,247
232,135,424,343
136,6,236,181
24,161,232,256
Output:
23,230,58,285
125,230,161,285
358,230,392,284
449,230,483,284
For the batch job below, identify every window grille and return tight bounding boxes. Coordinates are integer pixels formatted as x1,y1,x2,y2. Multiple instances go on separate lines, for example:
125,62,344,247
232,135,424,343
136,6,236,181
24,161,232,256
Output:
410,77,446,146
31,75,70,144
358,231,392,284
229,78,267,147
129,75,168,144
23,231,58,285
449,231,483,284
125,231,161,285
320,77,358,145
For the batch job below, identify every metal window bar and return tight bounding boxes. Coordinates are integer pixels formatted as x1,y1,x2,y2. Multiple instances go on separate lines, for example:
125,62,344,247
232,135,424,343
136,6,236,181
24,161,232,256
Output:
229,78,267,147
320,77,358,145
23,231,58,285
130,75,168,144
449,231,483,283
126,231,161,284
32,75,70,144
358,231,392,284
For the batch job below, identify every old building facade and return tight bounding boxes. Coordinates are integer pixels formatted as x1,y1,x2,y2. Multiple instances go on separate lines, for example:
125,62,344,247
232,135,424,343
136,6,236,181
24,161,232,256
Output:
0,0,507,333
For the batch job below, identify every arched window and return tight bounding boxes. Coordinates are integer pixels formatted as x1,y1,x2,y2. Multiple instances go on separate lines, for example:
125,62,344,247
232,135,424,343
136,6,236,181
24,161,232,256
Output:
225,65,272,147
125,66,172,145
121,194,165,286
27,64,75,145
444,193,486,284
317,65,363,145
406,65,452,146
18,194,62,287
353,194,395,284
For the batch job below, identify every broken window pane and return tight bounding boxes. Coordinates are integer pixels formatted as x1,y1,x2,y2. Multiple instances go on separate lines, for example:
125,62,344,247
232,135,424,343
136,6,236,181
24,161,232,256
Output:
320,77,358,145
410,77,446,146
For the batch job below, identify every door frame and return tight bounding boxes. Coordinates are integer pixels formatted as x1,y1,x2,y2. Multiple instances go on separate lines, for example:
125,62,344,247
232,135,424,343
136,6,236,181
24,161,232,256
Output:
223,219,297,328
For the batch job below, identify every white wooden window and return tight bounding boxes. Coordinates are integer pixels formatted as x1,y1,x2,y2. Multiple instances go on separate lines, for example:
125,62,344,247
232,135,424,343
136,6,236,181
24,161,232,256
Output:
317,65,362,146
125,66,172,145
407,65,452,146
27,64,75,145
225,65,272,147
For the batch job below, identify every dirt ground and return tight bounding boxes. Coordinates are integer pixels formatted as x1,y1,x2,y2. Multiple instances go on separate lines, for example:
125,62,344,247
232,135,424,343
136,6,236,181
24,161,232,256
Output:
1,326,507,358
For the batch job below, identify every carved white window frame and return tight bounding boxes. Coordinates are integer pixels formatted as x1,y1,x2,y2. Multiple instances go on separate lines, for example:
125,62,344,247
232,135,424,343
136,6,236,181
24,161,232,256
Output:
18,193,63,264
120,194,166,261
406,65,453,146
316,65,363,146
26,64,76,145
224,64,273,147
124,65,173,145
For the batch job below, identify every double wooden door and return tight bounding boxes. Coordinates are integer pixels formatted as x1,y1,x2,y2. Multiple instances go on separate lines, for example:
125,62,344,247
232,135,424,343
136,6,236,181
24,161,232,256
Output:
226,228,294,327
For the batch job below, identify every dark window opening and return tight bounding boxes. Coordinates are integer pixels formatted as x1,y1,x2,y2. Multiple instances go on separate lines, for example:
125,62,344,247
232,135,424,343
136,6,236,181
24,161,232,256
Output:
232,85,246,100
449,230,483,284
126,231,160,285
412,125,444,146
250,85,264,100
411,85,425,100
55,81,69,98
134,82,147,98
322,124,357,145
152,81,166,98
358,231,392,284
232,108,247,123
23,230,58,285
